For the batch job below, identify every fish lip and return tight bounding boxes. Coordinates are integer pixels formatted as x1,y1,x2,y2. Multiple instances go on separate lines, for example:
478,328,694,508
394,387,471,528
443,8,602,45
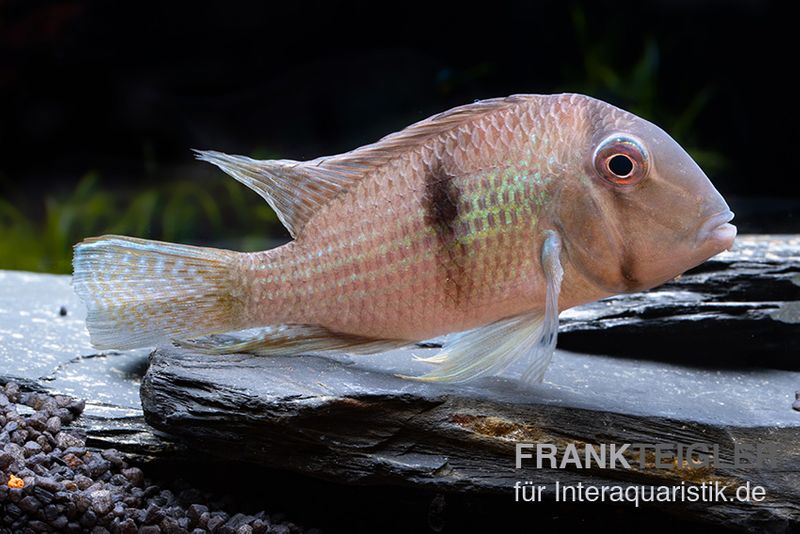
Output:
697,210,737,250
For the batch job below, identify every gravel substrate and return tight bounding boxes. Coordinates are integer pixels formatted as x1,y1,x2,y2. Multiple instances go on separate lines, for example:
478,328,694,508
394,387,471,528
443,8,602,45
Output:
0,382,309,534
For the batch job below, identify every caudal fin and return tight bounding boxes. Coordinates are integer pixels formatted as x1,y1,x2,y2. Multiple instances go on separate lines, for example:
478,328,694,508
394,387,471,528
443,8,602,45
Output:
72,235,246,350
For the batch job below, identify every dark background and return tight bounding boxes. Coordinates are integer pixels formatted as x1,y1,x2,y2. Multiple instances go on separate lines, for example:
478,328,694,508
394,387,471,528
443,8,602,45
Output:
0,0,795,273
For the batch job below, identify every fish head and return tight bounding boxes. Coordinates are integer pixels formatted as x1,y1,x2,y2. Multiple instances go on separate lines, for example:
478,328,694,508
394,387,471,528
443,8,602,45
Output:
556,96,736,295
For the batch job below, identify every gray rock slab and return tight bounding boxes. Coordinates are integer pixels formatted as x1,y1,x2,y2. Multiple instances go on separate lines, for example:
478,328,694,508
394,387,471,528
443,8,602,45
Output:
142,345,800,529
0,270,163,454
147,344,800,427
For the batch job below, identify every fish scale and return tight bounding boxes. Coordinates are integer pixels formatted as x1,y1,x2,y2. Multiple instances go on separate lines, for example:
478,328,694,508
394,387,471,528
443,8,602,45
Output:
256,153,554,339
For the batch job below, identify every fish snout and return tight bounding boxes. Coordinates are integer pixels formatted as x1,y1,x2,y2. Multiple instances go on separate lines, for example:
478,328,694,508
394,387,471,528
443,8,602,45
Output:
696,209,737,252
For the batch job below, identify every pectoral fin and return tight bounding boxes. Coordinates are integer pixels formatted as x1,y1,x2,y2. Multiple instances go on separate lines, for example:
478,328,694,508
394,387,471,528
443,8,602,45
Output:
403,230,564,384
519,229,563,383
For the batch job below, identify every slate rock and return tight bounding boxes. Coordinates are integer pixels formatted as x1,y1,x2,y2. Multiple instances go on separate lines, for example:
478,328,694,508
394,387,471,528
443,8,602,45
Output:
141,235,800,531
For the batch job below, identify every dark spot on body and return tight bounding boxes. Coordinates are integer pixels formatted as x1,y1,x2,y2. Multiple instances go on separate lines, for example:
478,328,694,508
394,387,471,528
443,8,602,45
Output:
424,162,459,229
58,306,67,317
423,161,468,307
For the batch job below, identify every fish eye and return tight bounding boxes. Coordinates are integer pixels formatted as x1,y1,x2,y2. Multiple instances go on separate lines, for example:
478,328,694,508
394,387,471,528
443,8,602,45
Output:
607,154,633,177
593,135,648,186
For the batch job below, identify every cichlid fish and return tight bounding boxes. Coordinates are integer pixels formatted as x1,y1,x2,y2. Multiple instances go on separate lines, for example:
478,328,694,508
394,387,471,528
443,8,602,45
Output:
72,94,736,383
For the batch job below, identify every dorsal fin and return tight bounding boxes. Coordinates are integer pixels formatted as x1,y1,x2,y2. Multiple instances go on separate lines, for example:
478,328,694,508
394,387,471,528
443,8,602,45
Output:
195,150,356,238
196,94,533,238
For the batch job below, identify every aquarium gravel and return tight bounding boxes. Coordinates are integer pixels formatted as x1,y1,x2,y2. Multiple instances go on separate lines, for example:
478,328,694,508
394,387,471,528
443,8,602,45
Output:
0,382,309,534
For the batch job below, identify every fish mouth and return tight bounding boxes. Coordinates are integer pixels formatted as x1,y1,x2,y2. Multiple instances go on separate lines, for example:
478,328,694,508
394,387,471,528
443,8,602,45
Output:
697,210,737,251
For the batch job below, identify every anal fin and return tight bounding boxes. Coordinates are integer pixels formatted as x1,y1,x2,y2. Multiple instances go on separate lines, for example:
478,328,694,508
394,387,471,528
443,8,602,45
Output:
401,312,547,383
178,324,411,356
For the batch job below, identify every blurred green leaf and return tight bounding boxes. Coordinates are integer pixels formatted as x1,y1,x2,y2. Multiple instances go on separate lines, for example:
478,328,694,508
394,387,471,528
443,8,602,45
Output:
0,168,285,274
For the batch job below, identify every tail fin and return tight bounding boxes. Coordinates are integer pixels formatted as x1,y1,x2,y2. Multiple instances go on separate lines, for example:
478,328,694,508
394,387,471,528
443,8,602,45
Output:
72,235,246,350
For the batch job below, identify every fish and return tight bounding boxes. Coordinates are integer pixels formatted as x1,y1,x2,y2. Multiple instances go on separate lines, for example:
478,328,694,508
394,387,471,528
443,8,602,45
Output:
72,93,736,384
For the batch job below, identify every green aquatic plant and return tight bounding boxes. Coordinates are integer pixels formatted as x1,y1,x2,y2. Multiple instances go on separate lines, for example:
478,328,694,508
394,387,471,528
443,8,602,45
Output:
0,171,282,274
